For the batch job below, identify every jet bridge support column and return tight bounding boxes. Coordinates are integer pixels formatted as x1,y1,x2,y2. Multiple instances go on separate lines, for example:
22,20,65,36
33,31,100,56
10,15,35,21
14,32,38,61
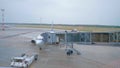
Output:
90,32,92,44
65,31,68,48
116,32,119,43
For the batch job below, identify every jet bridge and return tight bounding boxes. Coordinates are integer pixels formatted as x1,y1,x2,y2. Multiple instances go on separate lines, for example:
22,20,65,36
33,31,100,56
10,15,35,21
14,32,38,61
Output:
41,31,120,45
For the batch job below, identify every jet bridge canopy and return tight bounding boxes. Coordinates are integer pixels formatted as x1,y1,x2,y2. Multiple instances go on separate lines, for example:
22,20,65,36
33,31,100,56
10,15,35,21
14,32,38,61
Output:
41,31,120,45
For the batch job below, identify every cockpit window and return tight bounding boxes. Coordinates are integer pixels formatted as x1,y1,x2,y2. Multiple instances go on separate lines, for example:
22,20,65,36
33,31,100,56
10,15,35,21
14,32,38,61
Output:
14,59,23,62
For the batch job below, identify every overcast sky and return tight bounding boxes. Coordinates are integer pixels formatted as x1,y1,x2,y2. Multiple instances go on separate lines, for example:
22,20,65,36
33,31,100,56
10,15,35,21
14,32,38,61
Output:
0,0,120,26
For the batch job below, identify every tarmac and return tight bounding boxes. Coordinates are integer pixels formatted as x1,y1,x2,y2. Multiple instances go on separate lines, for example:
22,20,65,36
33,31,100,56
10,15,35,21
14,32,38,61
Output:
0,27,120,68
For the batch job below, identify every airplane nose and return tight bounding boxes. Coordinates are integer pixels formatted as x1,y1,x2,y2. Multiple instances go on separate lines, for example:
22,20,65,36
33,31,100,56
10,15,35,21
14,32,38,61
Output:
35,40,43,45
31,40,35,43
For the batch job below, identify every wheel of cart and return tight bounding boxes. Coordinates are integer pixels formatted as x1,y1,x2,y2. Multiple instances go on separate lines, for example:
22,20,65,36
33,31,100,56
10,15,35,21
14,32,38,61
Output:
34,54,38,61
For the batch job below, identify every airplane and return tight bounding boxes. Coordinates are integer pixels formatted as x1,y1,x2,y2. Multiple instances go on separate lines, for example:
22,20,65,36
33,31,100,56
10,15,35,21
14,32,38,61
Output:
31,21,55,50
31,34,44,50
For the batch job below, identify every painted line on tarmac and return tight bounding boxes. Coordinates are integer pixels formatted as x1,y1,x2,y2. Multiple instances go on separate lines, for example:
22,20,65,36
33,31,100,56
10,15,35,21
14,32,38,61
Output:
0,31,38,39
80,54,107,67
0,67,14,68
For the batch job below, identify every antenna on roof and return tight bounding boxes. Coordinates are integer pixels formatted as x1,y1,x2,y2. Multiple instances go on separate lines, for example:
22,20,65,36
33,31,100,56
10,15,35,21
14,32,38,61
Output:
51,20,54,31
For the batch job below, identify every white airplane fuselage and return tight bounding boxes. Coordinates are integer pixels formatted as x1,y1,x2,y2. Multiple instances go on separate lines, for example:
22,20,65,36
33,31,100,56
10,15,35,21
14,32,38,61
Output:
31,35,44,49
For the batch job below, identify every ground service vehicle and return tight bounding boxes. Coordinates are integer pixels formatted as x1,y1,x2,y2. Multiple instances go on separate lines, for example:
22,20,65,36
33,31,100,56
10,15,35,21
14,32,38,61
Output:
10,53,38,68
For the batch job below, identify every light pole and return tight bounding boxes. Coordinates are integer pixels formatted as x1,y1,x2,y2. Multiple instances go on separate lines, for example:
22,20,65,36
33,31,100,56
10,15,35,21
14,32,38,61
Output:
40,17,42,23
1,9,5,31
65,31,68,48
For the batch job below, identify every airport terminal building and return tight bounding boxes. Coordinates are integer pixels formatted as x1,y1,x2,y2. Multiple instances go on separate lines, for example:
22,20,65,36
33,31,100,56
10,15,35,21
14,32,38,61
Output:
41,30,120,45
